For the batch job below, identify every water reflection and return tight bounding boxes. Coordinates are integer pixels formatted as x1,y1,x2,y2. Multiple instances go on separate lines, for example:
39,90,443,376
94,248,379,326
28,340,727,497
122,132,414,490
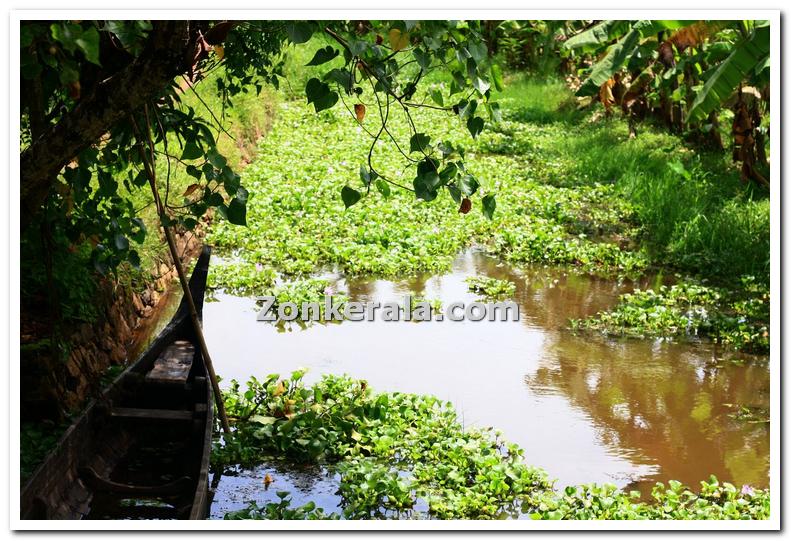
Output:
526,335,768,493
202,249,769,502
210,462,342,519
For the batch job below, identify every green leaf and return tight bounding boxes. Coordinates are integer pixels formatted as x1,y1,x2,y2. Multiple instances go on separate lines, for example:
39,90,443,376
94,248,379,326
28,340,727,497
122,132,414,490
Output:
482,194,496,220
324,68,353,91
131,170,147,188
114,233,129,251
207,192,225,207
306,46,339,66
182,217,197,230
564,20,633,51
130,217,147,244
413,172,440,202
181,141,203,161
439,163,458,184
186,165,202,180
458,174,479,196
346,39,369,58
207,148,227,170
305,77,338,112
438,141,456,157
20,25,36,47
473,77,490,95
466,57,479,81
359,165,377,187
491,64,504,92
285,22,313,44
413,48,431,70
466,116,484,139
468,41,488,63
687,25,770,124
224,172,242,196
50,22,79,52
576,27,642,97
250,415,278,425
430,88,444,107
59,64,79,85
236,186,249,204
227,196,247,225
127,250,141,269
375,178,391,198
75,25,101,65
457,99,477,119
409,133,431,154
633,20,698,38
447,184,462,204
488,102,502,123
341,186,361,208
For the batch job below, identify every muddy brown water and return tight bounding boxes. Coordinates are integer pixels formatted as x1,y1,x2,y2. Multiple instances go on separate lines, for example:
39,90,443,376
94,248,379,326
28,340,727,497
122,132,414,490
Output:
160,250,768,518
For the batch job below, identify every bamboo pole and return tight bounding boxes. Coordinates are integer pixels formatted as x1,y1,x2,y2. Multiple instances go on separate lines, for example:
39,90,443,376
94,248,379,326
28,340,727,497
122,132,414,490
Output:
132,108,231,434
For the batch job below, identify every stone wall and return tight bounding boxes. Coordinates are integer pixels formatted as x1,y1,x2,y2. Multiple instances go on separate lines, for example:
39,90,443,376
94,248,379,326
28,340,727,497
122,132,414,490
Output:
21,229,204,421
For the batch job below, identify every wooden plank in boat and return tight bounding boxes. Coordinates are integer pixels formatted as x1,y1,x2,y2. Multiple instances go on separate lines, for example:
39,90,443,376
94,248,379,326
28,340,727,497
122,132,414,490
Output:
78,466,192,497
111,407,193,421
145,340,195,385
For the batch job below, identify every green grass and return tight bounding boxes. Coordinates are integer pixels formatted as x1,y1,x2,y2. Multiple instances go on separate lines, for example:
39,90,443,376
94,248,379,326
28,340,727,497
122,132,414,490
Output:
620,160,769,281
493,76,583,124
491,75,769,283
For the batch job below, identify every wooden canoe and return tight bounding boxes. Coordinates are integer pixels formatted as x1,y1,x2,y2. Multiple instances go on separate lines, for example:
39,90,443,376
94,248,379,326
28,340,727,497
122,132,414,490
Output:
20,247,215,520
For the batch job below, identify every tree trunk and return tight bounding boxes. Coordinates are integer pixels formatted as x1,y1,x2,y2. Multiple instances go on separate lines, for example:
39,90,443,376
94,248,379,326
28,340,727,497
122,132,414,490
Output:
20,21,192,233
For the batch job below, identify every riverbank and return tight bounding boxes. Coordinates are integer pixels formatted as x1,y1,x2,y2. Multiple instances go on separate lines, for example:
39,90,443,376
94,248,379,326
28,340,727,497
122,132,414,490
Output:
19,73,279,481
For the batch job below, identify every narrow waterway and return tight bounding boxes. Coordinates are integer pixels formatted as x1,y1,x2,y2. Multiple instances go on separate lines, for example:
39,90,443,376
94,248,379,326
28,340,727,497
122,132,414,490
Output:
196,250,768,518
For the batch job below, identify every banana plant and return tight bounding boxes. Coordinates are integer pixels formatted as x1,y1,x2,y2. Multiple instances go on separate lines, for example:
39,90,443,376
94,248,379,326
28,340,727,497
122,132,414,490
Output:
686,21,769,123
566,20,768,120
565,20,697,97
564,19,771,186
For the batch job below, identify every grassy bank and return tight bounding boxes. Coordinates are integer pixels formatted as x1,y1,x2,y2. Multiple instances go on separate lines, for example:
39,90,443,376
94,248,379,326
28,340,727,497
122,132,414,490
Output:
491,76,769,282
19,75,279,482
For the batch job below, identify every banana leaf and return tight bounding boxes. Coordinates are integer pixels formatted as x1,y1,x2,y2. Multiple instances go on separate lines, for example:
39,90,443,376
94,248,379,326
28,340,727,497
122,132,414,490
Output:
565,20,694,51
575,20,697,97
686,24,770,124
563,20,632,51
576,27,642,96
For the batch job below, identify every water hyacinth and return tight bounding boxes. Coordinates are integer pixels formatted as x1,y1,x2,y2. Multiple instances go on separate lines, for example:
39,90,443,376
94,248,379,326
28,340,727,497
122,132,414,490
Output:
216,372,770,520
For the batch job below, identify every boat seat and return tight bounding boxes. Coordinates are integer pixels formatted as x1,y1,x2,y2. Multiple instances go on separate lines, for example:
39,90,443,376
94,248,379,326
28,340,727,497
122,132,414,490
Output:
110,407,194,421
145,340,195,386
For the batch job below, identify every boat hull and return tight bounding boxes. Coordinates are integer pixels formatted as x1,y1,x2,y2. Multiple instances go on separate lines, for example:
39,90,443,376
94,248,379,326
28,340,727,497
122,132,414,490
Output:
20,247,214,520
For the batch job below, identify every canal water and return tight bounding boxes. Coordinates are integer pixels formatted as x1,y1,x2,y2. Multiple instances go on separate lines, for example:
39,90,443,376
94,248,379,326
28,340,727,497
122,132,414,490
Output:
194,250,768,518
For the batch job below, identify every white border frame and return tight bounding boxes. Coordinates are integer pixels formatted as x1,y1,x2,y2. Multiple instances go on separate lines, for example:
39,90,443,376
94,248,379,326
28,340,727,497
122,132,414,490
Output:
7,9,782,531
